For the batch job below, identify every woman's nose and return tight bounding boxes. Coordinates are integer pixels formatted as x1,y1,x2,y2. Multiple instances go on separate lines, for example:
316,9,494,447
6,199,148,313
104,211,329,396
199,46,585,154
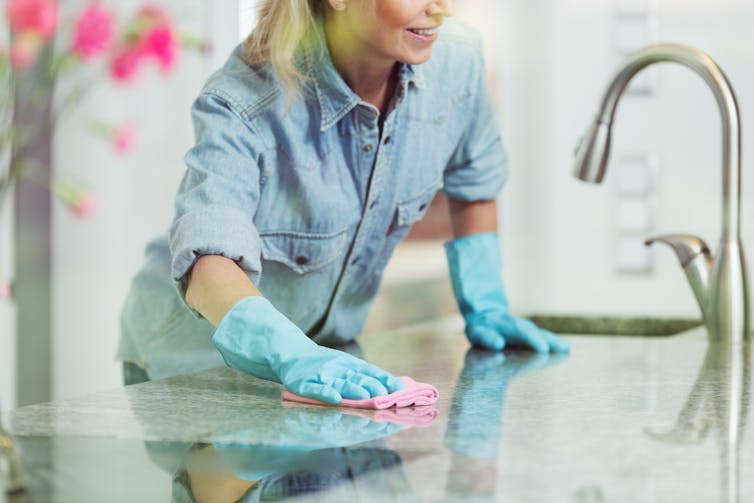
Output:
427,0,453,17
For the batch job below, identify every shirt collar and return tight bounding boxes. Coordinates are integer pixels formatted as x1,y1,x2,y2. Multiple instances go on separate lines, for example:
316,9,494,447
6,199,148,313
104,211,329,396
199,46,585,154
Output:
300,18,427,132
399,62,426,91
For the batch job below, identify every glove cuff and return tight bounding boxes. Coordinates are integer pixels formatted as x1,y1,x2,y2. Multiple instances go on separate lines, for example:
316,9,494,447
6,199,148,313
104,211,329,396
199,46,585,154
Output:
444,232,509,318
212,296,313,381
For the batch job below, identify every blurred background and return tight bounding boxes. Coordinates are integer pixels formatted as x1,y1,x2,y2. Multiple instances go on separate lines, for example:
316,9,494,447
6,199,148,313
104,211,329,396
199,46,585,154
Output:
2,0,754,413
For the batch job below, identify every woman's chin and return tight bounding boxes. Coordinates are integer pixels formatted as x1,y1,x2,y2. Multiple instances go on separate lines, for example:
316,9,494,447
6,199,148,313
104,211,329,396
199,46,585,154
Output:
400,49,434,66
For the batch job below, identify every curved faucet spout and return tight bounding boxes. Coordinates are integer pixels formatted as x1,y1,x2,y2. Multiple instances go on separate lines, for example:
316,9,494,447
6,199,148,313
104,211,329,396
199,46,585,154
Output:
574,43,742,241
574,43,750,342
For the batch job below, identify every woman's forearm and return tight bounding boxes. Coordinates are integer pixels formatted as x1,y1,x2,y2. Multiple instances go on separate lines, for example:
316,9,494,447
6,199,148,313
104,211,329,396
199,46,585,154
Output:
447,198,498,238
185,255,263,326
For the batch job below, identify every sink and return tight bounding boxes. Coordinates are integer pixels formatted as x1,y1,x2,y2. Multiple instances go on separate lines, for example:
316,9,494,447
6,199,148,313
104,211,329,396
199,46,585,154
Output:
527,315,702,336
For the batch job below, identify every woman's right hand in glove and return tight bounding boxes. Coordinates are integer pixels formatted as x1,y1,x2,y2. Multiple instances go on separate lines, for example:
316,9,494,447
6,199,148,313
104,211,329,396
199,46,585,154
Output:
212,296,405,404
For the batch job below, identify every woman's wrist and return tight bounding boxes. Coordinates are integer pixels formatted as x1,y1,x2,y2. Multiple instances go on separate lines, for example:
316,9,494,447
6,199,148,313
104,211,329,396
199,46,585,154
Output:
186,254,263,326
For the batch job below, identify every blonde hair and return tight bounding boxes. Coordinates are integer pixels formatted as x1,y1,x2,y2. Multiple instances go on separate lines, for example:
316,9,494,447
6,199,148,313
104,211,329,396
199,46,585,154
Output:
243,0,324,102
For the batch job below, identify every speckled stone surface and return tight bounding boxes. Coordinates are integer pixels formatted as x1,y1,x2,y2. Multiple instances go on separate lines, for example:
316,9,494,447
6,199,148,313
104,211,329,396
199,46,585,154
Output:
6,317,754,502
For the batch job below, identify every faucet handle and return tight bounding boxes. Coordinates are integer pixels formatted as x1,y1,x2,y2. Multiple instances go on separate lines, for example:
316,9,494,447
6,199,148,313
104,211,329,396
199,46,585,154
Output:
646,234,713,320
644,234,712,267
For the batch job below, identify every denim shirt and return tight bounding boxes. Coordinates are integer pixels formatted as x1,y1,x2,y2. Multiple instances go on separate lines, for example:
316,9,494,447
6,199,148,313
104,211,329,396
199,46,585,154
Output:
118,18,508,379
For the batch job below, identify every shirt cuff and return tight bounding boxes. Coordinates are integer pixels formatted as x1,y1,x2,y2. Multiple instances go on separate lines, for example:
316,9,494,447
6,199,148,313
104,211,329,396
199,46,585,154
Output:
169,206,262,318
443,174,506,202
443,160,508,202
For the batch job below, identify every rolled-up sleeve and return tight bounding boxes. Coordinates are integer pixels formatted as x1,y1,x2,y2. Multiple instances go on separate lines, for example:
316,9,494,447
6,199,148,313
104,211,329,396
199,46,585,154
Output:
169,92,263,298
443,51,509,202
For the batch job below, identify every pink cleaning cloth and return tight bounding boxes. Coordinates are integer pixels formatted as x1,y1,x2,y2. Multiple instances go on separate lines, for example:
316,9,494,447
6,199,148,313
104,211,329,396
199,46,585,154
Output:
282,400,439,428
281,376,439,410
343,406,439,427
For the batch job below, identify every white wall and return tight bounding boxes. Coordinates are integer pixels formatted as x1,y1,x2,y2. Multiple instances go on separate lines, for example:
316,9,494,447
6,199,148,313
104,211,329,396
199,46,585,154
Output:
51,1,245,401
500,0,754,318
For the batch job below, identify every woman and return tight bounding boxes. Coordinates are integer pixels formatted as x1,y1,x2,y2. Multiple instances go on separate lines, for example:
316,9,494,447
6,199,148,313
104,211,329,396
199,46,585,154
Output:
118,0,569,403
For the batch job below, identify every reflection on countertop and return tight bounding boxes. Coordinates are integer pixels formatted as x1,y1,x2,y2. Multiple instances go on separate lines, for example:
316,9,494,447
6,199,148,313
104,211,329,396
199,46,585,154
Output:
6,318,754,502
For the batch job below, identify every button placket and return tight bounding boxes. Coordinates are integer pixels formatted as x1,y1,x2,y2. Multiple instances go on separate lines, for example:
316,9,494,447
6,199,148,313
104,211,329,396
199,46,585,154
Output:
353,124,395,272
355,104,380,203
363,112,395,213
339,105,395,284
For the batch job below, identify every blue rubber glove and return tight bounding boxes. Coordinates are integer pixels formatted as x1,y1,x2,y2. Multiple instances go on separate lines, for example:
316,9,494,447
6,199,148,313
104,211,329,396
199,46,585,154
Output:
445,232,570,353
212,296,405,404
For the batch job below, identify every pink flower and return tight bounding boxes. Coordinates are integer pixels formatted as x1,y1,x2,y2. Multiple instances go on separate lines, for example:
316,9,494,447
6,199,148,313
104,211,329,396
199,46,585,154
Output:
5,0,59,40
53,181,98,218
110,5,180,81
71,194,98,218
108,4,180,82
109,47,142,81
142,26,177,71
136,4,170,26
113,122,136,154
9,31,43,69
0,279,12,301
71,3,114,61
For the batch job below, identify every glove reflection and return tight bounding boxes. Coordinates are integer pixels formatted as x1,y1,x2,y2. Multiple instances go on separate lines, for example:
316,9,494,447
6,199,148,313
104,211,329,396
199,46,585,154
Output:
172,406,411,502
443,348,569,501
212,405,404,455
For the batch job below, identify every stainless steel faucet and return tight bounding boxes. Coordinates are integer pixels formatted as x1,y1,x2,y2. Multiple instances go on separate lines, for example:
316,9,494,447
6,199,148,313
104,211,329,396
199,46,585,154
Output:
574,43,750,343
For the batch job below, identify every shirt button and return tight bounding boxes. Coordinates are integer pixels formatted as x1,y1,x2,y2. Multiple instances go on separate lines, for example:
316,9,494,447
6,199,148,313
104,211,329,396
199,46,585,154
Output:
295,256,309,265
369,199,379,209
419,203,428,211
383,136,391,145
363,144,373,153
351,256,360,266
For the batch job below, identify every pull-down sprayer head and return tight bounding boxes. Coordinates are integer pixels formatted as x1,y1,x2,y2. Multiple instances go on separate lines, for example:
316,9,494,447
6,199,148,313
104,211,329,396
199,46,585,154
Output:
574,120,612,184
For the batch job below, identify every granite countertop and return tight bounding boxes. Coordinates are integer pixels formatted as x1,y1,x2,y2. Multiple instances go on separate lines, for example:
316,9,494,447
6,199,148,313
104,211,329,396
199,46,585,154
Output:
4,316,753,503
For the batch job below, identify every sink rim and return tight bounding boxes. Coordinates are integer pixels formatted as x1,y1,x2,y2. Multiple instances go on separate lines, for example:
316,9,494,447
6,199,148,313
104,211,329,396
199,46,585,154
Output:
526,314,703,337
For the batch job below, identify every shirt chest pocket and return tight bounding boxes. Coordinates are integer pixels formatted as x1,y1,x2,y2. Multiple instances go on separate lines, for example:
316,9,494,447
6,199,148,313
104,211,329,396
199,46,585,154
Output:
260,229,349,274
394,179,443,230
371,181,442,276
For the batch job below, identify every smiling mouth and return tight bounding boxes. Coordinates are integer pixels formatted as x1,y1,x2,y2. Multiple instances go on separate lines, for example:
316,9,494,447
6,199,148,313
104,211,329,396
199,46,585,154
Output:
407,27,440,36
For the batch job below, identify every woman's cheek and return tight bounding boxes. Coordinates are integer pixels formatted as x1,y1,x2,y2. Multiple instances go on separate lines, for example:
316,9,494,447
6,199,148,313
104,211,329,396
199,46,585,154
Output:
375,0,425,26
